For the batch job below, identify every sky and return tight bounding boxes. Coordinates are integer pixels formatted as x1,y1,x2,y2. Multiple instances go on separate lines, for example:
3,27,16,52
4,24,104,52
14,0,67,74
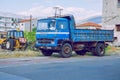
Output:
0,0,102,21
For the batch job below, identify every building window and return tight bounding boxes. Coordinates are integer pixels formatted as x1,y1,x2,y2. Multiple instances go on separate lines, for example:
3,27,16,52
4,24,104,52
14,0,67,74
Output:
32,24,35,27
116,25,120,31
12,23,14,26
118,0,120,8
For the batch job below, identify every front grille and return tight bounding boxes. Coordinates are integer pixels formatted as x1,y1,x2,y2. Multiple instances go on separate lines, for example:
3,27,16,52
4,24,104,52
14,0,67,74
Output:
38,38,54,44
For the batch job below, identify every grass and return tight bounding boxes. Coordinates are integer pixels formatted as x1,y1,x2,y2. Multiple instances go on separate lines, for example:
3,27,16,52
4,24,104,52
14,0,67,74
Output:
105,46,120,56
0,50,42,59
0,46,120,59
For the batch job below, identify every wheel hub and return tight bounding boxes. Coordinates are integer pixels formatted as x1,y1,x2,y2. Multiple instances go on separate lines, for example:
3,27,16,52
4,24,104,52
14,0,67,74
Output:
6,42,10,49
64,46,71,54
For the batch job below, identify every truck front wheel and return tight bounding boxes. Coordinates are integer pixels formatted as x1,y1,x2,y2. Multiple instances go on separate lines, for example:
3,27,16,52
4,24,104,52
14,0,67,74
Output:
41,50,53,56
92,43,105,56
59,43,72,58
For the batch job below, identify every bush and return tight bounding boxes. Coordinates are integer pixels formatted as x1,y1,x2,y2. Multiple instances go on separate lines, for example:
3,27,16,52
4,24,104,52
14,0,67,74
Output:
24,28,36,42
24,31,36,42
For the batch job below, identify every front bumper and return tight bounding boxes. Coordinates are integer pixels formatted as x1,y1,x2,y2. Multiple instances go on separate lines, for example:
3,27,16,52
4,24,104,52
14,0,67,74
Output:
35,39,61,50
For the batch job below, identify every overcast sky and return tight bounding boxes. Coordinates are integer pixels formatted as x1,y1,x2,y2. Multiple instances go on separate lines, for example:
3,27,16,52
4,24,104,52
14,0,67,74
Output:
0,0,102,21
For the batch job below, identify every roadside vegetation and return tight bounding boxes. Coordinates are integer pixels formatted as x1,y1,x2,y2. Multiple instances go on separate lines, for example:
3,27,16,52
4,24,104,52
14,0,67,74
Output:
0,46,120,59
0,50,42,59
105,46,120,56
24,28,37,50
24,28,36,42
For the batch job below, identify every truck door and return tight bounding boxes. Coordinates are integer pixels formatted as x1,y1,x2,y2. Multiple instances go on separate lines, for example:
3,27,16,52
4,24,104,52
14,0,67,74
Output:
57,20,69,39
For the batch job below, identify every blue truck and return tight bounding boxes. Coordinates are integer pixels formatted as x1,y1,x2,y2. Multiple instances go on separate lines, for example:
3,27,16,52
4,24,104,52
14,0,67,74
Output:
35,15,114,58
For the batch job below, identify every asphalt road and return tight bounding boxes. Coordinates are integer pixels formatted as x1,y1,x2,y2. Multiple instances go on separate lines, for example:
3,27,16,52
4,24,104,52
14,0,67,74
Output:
0,56,120,80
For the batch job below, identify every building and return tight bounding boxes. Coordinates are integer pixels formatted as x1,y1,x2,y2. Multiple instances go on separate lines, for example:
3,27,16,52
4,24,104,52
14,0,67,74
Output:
0,12,37,32
0,12,23,31
102,0,120,46
19,18,37,32
78,15,102,24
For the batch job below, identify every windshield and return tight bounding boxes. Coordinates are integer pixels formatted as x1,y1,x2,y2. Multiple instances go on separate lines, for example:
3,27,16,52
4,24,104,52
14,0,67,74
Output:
7,31,24,39
37,20,56,31
14,31,24,38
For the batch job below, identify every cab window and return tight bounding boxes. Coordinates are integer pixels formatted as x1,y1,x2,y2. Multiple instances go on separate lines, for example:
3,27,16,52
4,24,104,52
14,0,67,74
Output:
14,31,24,39
7,32,14,38
58,21,68,30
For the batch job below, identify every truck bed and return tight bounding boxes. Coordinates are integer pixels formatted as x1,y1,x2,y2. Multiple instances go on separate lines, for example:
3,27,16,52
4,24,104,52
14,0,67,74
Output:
72,29,114,42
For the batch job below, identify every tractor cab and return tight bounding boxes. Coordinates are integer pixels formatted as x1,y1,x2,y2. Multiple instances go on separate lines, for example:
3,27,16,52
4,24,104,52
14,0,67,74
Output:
7,30,26,44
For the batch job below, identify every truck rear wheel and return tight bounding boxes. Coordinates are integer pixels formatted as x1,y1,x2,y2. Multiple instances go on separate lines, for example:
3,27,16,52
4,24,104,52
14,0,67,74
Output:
59,43,72,58
76,50,87,56
41,50,53,56
92,43,105,56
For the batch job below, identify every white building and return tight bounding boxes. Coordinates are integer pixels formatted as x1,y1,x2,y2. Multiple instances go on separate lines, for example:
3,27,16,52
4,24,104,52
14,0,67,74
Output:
0,12,24,31
103,0,120,46
19,18,37,32
0,12,37,32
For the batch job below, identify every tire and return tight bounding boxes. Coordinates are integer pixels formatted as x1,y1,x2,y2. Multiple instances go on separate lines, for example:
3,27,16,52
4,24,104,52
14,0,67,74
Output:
6,39,15,51
1,44,5,49
76,50,87,56
41,50,53,56
92,43,105,56
59,43,72,58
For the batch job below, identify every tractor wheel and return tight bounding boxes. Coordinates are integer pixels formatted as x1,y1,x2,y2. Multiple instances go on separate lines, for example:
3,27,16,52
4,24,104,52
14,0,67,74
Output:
76,50,87,56
59,43,72,58
41,50,53,56
1,43,5,49
6,39,15,51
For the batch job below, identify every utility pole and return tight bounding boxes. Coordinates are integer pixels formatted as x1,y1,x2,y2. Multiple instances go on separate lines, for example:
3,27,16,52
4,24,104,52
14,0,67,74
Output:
53,7,59,17
30,15,32,32
59,8,63,16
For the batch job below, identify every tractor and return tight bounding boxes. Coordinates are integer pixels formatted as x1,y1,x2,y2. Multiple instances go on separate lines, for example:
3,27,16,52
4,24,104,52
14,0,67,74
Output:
0,32,7,46
0,30,28,51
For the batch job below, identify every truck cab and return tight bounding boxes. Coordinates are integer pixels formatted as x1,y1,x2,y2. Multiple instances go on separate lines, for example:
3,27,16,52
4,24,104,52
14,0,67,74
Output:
36,15,113,58
36,16,74,47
